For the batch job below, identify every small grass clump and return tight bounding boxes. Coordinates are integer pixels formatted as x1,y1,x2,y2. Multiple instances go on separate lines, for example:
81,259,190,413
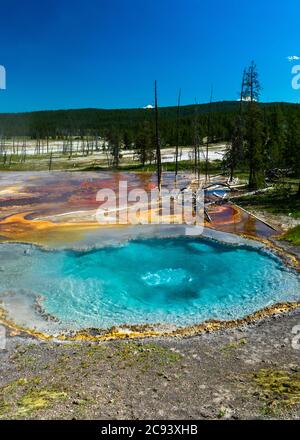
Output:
114,342,182,370
16,389,67,416
253,368,300,414
235,188,300,219
281,225,300,245
217,408,227,419
0,377,67,419
221,338,247,354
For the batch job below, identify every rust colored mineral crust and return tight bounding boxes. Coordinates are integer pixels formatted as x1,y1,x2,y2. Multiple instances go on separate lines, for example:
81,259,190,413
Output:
1,301,300,343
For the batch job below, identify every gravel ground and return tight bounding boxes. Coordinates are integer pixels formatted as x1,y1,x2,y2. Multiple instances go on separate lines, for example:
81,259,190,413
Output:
1,233,299,421
251,210,300,232
0,306,299,420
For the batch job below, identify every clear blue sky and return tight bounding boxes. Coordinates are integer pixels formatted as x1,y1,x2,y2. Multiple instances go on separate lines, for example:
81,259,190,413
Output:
0,0,300,112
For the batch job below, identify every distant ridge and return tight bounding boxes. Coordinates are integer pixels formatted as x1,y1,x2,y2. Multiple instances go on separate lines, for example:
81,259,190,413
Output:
0,100,299,116
0,101,299,141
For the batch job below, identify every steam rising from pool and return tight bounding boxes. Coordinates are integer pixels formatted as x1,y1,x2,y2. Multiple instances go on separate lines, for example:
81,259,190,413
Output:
0,237,299,331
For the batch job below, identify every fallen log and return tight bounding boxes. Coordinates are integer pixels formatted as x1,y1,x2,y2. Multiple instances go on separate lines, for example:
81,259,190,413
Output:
204,208,212,223
229,201,278,231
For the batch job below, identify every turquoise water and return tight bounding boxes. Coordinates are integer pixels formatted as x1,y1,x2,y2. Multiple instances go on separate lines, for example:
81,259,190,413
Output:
0,237,299,329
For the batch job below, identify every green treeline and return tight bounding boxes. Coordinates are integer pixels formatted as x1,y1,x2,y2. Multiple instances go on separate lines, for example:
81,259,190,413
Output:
0,101,299,150
0,79,300,192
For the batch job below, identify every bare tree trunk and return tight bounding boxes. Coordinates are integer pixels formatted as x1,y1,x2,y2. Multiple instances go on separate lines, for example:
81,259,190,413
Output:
205,87,213,183
175,88,181,179
49,151,53,171
230,69,246,181
154,80,161,192
193,118,198,180
69,132,73,159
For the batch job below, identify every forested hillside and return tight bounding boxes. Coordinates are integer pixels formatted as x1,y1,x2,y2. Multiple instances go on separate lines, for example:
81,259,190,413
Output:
1,97,300,193
0,101,299,148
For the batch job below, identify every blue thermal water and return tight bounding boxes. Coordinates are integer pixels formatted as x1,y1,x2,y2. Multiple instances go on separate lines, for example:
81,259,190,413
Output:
0,237,299,329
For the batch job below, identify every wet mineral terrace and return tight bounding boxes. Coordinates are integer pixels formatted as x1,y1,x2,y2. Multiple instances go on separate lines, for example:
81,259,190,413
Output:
0,171,299,339
0,171,275,247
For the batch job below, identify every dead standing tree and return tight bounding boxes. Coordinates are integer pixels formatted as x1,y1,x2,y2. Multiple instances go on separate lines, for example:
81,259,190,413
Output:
193,99,201,184
154,80,162,192
205,86,213,183
112,132,120,168
229,69,246,181
175,88,181,179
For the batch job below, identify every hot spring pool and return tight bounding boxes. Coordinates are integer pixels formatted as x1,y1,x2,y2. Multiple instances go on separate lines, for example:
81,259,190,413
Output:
0,237,299,331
